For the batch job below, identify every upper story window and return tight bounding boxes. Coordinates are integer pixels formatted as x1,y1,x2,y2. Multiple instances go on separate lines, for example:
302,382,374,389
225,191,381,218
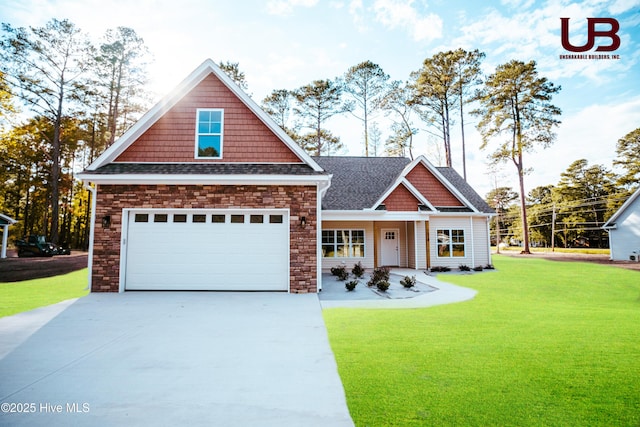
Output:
196,109,224,158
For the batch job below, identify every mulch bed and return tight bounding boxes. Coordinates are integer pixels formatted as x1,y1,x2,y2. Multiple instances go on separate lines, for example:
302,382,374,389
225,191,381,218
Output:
0,250,89,283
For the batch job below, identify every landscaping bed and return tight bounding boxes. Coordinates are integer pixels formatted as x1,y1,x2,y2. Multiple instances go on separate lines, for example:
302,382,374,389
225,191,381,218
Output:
0,250,88,282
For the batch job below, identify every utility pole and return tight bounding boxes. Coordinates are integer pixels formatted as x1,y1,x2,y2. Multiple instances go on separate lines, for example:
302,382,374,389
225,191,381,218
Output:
551,204,556,252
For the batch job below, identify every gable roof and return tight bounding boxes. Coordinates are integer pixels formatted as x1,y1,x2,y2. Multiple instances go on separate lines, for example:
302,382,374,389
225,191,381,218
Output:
603,186,640,228
86,59,322,172
314,156,493,214
313,156,410,210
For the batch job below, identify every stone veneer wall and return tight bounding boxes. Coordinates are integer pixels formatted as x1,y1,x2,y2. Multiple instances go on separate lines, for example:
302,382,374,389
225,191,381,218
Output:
92,184,318,293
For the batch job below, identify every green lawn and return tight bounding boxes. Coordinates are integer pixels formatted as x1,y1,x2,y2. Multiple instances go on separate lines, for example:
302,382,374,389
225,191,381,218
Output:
0,269,89,318
323,256,640,426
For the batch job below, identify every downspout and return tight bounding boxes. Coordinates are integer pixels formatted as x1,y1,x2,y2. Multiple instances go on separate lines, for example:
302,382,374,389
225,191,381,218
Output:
316,177,332,291
83,182,97,292
487,217,493,266
470,216,475,268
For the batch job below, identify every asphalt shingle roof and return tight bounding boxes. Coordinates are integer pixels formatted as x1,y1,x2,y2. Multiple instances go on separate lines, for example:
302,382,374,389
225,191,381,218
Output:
313,156,410,210
89,163,324,176
314,156,493,213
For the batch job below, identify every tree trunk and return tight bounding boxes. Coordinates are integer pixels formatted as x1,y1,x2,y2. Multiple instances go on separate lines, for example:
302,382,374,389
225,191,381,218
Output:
516,153,531,254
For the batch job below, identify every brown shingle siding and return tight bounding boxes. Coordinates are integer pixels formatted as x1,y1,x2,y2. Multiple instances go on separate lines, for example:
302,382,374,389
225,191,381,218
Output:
407,164,465,207
115,74,301,164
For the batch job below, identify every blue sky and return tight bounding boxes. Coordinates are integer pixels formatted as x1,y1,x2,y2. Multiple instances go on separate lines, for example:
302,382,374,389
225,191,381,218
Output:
2,0,639,197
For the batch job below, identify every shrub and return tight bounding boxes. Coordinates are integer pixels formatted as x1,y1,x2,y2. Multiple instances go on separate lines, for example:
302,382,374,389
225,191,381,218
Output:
376,280,390,292
400,275,416,288
345,280,358,291
459,265,471,272
473,266,484,272
352,262,365,278
367,266,390,287
330,266,349,281
485,264,495,270
430,266,451,272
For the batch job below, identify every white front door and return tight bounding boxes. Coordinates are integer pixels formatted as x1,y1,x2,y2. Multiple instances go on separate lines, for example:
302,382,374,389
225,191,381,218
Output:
381,228,399,266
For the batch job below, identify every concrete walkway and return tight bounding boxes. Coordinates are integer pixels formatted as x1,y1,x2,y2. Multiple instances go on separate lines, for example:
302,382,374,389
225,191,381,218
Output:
319,268,478,309
0,292,354,427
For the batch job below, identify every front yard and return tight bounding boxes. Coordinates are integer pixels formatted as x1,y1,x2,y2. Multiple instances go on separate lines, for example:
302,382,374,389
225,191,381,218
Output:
323,256,640,426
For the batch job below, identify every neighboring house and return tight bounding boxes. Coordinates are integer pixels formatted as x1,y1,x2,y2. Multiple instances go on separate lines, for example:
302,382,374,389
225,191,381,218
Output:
603,187,640,261
78,59,493,293
0,213,17,259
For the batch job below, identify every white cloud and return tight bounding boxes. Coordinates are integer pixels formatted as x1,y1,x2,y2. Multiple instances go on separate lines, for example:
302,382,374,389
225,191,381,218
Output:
373,0,443,42
266,0,319,16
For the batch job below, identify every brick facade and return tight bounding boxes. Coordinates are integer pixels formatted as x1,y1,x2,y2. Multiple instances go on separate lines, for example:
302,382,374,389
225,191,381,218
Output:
93,184,318,293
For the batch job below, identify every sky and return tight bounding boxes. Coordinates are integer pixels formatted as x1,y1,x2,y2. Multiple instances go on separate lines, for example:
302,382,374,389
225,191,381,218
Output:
1,0,639,198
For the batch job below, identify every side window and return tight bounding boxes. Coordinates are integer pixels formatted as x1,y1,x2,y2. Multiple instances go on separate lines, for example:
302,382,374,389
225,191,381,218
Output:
196,109,223,158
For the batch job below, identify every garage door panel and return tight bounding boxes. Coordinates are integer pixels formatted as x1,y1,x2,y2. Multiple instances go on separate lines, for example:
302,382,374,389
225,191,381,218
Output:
124,210,289,291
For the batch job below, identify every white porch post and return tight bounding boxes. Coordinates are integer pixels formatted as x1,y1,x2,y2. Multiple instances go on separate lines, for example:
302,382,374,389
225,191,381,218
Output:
1,225,8,259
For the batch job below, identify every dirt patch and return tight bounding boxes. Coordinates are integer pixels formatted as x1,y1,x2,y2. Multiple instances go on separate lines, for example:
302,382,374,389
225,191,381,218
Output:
0,250,88,282
499,251,640,272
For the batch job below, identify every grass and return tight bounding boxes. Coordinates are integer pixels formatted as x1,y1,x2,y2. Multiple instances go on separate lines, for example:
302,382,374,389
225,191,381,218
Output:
323,256,640,426
0,269,89,318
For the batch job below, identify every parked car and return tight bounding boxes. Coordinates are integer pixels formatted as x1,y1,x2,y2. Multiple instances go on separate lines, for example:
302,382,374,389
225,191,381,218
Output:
16,235,55,257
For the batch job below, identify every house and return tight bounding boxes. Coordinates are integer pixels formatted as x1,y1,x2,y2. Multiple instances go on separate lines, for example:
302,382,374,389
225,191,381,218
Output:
0,213,17,259
78,59,493,293
603,187,640,261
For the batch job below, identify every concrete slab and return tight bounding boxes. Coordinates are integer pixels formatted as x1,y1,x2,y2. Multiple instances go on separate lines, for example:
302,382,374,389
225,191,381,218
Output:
0,292,354,427
320,268,478,309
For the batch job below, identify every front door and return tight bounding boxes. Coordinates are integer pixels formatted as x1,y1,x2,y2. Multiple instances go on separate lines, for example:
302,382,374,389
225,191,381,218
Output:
381,228,400,266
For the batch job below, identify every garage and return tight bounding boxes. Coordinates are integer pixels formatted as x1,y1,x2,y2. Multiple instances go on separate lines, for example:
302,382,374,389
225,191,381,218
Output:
123,209,290,291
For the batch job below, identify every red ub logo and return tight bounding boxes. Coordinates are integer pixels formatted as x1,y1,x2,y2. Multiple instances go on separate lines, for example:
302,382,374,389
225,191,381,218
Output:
560,18,621,52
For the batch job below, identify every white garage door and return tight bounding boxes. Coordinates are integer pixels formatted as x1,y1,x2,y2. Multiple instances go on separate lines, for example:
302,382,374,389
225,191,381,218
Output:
124,209,289,291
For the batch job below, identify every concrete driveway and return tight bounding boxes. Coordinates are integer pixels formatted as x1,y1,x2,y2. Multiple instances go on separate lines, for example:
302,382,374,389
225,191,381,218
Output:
0,292,354,427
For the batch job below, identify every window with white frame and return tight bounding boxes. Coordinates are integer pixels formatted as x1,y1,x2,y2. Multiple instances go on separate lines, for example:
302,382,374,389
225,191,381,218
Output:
196,109,224,158
322,230,365,258
437,229,465,257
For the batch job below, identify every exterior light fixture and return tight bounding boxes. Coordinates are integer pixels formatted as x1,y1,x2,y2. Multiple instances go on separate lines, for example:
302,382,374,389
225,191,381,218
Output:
300,216,307,228
102,215,111,228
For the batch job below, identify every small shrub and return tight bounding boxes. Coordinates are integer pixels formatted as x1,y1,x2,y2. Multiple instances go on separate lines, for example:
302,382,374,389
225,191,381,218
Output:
345,280,358,291
352,262,365,278
484,264,495,270
330,266,349,281
367,266,390,287
459,265,471,272
376,280,390,292
473,265,484,272
400,275,416,288
430,266,451,272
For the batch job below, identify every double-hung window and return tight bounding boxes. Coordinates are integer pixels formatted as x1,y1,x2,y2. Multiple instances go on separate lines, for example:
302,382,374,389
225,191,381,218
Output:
437,229,465,257
322,230,365,258
196,109,223,158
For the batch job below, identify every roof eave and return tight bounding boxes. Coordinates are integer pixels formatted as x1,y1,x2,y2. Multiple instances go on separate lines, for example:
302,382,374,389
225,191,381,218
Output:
77,172,331,186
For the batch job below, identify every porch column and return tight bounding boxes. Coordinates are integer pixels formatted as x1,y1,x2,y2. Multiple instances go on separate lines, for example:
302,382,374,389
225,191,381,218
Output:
1,225,8,259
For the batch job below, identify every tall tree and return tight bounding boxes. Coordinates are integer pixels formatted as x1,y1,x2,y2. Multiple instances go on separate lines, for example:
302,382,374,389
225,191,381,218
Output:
0,18,92,244
293,79,350,155
218,61,249,91
262,89,296,132
613,127,640,189
555,159,615,248
474,60,561,254
380,80,418,159
410,51,460,167
452,49,485,180
95,26,151,146
343,60,389,156
486,186,518,250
